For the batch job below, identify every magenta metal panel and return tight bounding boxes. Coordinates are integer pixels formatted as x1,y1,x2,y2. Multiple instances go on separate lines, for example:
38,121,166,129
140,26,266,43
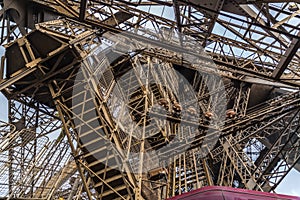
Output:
167,186,300,200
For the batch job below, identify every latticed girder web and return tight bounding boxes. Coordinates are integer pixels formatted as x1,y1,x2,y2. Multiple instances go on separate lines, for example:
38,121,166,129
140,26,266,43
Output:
1,0,299,83
0,98,77,199
0,0,299,199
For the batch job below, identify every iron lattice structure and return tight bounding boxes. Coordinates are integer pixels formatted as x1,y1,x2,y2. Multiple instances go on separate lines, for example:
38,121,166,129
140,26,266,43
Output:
0,0,300,199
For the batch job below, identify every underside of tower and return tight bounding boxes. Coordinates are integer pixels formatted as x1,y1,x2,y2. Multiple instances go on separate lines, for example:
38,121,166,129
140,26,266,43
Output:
0,0,299,199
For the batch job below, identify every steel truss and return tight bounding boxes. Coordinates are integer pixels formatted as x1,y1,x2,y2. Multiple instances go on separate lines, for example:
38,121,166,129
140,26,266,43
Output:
0,0,299,200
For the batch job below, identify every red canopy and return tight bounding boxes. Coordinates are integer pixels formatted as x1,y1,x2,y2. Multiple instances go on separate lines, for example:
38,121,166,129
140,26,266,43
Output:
167,186,300,200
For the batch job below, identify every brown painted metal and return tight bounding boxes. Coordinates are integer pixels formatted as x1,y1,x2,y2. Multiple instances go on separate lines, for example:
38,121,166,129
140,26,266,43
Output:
0,1,299,199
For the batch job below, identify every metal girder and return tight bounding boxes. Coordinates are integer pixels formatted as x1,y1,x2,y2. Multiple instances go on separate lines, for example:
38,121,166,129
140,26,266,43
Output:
272,32,300,79
243,0,300,3
1,1,300,199
4,0,293,88
0,96,68,198
222,136,263,191
79,0,88,21
239,3,290,48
